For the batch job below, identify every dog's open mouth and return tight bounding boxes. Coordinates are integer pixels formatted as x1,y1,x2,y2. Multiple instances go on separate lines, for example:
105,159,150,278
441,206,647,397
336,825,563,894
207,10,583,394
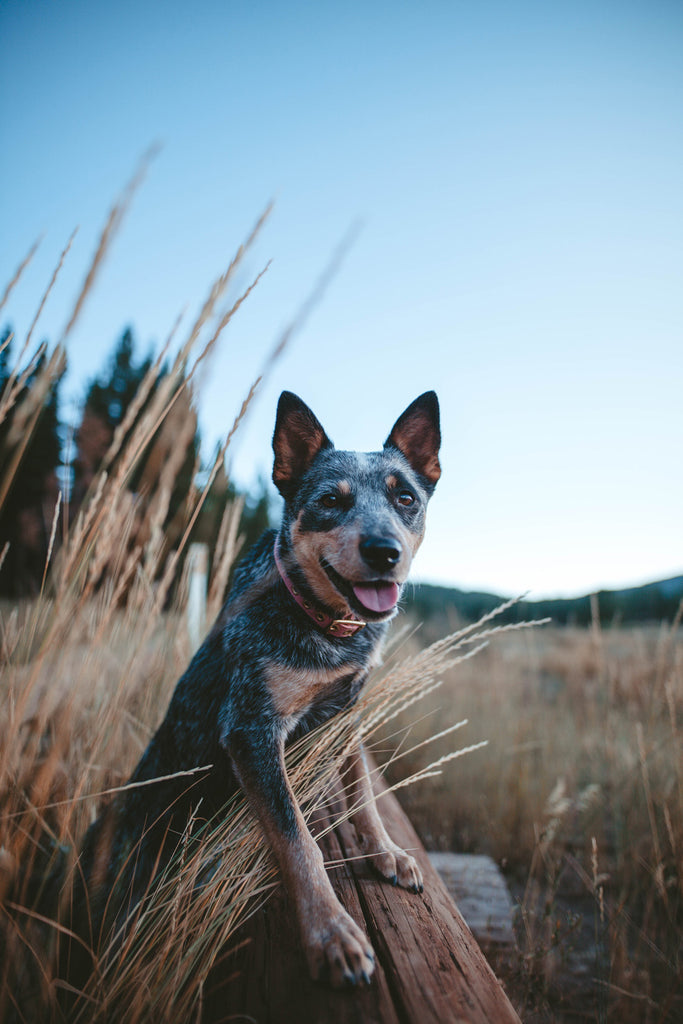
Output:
351,581,400,614
321,559,400,616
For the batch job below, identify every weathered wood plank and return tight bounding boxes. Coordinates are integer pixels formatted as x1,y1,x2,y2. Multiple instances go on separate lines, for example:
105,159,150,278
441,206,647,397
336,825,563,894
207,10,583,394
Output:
205,804,401,1024
428,852,515,949
337,781,520,1024
208,806,401,1024
203,775,520,1024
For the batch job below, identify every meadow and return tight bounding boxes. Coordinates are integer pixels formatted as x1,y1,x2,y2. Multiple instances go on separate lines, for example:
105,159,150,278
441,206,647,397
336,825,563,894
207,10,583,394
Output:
385,614,683,1022
0,202,531,1020
1,193,680,1021
2,562,680,1022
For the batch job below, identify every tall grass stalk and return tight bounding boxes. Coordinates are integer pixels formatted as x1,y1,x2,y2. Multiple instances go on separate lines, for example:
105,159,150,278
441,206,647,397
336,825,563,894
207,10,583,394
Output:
49,608,537,1024
1,192,523,1020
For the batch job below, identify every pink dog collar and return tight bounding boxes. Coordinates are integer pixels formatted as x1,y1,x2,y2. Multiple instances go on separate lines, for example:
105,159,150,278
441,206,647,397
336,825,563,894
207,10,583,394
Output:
274,538,366,638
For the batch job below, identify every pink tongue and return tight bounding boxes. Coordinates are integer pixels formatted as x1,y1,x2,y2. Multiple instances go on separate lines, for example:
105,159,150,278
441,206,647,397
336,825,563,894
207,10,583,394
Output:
352,581,400,613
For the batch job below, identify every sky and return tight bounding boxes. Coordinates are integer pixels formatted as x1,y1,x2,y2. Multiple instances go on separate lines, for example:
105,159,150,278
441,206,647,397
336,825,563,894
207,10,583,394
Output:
1,0,682,598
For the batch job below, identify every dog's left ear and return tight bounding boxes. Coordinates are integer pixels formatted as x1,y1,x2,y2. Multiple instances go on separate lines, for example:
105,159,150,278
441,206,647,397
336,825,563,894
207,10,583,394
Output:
272,391,333,499
384,391,441,489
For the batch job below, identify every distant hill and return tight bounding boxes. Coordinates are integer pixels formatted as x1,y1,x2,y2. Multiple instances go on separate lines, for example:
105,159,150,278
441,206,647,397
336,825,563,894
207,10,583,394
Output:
405,575,683,628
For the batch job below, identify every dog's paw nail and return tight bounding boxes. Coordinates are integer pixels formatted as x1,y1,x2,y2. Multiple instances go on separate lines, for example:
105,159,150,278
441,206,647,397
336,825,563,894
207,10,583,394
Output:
390,873,398,886
361,970,371,984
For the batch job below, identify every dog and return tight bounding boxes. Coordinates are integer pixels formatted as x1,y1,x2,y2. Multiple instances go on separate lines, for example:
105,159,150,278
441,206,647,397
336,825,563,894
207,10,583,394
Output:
63,389,441,991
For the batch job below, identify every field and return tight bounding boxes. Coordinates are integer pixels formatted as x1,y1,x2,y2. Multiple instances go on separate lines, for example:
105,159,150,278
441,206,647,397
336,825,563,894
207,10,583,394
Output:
0,565,532,1020
1,210,681,1021
2,579,681,1021
383,614,683,1022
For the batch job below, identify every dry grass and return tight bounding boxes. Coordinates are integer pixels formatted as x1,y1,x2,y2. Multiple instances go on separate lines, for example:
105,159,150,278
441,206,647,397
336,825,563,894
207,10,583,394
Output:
5,176,679,1022
0,186,278,1021
0,187,530,1021
0,569,536,1020
385,613,683,1022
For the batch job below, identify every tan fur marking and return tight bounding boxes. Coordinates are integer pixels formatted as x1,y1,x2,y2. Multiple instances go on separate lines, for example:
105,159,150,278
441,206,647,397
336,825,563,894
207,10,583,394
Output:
337,479,351,495
263,660,362,718
269,816,374,985
385,474,398,490
342,739,424,892
231,728,375,985
290,515,357,613
209,564,280,635
289,512,423,610
265,804,328,891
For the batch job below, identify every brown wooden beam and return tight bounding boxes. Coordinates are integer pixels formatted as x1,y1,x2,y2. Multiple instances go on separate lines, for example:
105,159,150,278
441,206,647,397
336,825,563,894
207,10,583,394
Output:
204,775,520,1024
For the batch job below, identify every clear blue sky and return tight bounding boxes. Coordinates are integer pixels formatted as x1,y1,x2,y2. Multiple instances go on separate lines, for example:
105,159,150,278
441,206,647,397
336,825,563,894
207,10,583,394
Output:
2,0,682,597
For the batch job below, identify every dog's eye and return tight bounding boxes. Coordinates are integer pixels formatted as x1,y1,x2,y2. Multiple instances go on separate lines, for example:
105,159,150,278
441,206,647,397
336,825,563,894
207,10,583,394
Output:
319,493,339,509
396,491,415,507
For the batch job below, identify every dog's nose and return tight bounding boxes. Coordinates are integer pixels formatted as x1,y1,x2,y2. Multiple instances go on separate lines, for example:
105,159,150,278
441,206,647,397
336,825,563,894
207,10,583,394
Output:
359,536,402,572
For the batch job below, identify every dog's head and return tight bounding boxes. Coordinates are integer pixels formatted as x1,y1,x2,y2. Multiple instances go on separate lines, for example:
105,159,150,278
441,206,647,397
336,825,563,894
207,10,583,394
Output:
272,391,441,622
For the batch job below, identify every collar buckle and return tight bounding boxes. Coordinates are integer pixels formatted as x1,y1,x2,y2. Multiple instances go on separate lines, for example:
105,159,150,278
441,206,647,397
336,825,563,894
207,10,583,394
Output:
326,618,367,638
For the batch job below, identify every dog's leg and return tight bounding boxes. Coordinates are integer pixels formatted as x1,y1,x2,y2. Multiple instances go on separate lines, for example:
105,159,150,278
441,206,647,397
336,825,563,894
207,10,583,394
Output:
342,740,424,893
224,726,375,987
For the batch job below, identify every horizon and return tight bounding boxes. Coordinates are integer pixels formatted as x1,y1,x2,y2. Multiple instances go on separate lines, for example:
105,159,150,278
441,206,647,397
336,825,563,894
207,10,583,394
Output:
2,1,682,599
411,568,683,603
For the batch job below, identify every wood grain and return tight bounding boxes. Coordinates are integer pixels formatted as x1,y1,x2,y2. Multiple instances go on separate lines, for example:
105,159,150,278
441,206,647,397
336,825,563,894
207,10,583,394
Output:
203,774,520,1024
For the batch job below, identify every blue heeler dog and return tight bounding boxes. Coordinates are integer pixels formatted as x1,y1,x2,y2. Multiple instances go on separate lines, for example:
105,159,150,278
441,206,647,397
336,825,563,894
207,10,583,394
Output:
66,389,441,990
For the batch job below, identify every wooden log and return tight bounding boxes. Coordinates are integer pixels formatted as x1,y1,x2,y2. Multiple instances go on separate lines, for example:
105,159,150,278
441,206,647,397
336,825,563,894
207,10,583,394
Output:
203,775,520,1024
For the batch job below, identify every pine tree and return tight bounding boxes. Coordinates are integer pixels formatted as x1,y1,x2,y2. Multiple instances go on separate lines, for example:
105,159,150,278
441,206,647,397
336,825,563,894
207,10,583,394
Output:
71,327,154,509
0,329,63,596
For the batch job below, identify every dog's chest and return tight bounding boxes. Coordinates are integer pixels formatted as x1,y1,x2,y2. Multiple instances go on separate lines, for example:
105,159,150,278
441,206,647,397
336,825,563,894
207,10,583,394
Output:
262,658,367,725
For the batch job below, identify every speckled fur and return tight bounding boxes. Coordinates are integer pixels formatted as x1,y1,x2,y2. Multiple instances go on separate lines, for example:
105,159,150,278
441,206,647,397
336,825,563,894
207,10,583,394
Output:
62,390,441,992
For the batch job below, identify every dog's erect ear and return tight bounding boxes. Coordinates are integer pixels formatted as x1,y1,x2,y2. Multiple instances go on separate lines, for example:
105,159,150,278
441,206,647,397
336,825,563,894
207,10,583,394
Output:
272,391,333,498
384,391,441,488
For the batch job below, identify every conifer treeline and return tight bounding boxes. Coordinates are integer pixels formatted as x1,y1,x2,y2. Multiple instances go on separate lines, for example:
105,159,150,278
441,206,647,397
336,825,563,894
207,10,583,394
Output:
0,326,269,597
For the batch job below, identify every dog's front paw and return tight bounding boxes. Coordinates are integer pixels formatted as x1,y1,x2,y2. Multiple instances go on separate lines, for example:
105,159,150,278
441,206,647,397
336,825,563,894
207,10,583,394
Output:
303,906,375,988
363,836,424,893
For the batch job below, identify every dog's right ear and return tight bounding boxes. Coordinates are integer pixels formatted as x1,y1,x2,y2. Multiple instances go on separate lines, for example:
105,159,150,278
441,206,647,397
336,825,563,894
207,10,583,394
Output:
272,391,333,499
